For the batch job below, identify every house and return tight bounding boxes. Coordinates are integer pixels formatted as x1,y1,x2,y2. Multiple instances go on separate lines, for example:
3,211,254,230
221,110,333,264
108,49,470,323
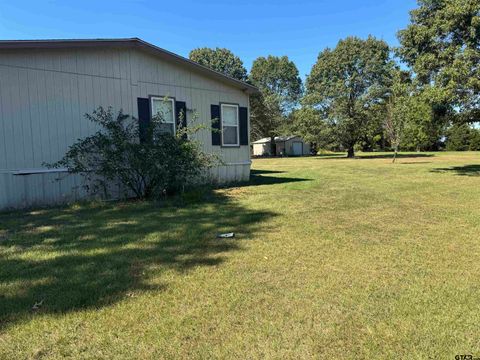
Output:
252,136,311,157
0,38,258,210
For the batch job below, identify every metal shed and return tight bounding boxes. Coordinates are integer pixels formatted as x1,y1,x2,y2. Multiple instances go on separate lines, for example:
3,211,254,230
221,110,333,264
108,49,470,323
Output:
252,136,311,157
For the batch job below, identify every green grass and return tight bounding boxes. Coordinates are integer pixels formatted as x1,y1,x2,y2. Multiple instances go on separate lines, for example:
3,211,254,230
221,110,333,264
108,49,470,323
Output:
1,151,480,359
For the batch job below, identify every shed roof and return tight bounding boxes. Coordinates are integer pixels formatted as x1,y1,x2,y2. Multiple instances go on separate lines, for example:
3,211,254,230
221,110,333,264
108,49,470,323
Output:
252,136,301,144
0,38,259,94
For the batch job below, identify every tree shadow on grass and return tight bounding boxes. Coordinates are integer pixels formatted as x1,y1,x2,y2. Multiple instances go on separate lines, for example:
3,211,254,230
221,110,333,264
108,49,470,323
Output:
400,161,433,165
316,153,347,159
431,164,480,176
357,153,434,160
213,172,310,189
250,169,285,175
0,191,276,330
241,174,311,187
314,153,435,160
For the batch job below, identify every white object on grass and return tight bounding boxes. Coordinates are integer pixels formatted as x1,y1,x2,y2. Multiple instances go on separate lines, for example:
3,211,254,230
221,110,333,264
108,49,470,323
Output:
217,232,235,238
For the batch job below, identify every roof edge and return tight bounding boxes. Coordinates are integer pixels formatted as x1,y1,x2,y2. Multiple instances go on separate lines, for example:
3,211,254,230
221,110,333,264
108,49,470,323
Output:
0,37,259,94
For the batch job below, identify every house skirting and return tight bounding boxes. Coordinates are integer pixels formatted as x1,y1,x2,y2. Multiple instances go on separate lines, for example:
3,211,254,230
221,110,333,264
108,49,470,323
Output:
0,162,251,210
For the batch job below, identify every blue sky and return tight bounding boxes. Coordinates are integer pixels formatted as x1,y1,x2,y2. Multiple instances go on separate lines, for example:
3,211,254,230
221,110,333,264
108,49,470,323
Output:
0,0,417,78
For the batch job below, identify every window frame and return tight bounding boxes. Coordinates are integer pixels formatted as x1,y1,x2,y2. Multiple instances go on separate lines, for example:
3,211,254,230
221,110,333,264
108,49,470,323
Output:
220,103,240,147
150,96,176,134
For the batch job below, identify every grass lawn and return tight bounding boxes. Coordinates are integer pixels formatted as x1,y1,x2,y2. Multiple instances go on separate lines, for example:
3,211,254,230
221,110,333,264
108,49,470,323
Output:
1,151,480,359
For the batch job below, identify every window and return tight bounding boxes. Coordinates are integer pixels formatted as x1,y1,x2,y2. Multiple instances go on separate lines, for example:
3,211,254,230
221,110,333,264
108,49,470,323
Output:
151,97,175,135
221,104,239,146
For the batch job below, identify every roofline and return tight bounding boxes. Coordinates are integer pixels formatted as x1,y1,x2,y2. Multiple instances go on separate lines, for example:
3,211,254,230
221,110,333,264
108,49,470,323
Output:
252,135,302,144
0,38,259,94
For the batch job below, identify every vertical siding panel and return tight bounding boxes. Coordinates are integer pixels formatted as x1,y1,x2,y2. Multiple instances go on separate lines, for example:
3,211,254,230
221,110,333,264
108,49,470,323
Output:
69,73,81,142
204,91,212,155
0,175,6,208
77,75,88,137
54,72,68,161
99,76,108,109
112,49,121,79
23,174,34,206
0,68,8,169
82,50,95,77
91,76,102,131
10,68,26,169
44,71,59,163
154,57,161,84
120,79,131,116
1,175,11,208
157,57,165,84
35,70,52,163
27,69,43,167
113,78,122,113
30,174,44,206
60,49,76,73
129,49,139,85
33,50,46,71
74,49,83,74
103,49,115,79
119,51,129,79
191,88,201,143
62,72,76,148
105,78,113,110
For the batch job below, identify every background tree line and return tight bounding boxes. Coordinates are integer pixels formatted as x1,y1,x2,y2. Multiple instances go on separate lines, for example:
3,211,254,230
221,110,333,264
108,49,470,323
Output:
190,0,480,157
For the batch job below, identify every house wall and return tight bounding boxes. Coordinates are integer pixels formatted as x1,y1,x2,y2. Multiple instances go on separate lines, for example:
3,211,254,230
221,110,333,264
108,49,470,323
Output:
0,46,250,210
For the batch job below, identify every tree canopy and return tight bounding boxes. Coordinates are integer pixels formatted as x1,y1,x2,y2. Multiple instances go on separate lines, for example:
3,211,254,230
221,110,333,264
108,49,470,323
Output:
189,47,248,81
185,3,479,157
249,56,302,113
397,0,480,123
249,55,303,141
305,36,393,157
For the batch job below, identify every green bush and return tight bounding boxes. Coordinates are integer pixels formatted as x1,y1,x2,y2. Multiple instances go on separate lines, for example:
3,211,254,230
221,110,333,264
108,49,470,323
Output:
49,107,217,200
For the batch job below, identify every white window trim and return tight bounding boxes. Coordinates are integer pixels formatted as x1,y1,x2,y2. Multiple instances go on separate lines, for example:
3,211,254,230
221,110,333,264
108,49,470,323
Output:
151,96,176,133
221,103,239,147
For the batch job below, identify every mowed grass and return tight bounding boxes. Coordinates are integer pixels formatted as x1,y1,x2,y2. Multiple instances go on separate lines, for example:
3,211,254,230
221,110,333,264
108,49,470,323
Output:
1,152,480,359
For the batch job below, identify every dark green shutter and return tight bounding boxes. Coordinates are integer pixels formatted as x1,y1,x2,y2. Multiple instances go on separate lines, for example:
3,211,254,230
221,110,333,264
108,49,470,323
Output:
211,104,221,146
137,98,150,143
239,107,248,145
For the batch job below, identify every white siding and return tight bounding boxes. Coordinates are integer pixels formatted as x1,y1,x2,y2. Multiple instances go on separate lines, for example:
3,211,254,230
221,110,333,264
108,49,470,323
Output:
0,47,250,210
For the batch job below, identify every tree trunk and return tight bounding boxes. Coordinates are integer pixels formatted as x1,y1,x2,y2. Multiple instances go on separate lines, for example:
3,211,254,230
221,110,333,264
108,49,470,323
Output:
270,136,276,157
347,147,355,158
392,149,398,163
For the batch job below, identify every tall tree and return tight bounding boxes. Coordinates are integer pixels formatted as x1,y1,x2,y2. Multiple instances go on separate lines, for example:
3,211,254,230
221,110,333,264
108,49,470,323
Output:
383,69,413,162
249,56,303,114
189,47,248,81
305,36,393,157
399,87,443,151
397,0,480,123
249,56,302,150
289,106,335,151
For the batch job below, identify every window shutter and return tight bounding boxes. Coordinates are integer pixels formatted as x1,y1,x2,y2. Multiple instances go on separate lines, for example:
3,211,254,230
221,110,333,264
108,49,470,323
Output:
137,97,150,143
175,101,187,139
211,104,221,146
239,107,248,146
